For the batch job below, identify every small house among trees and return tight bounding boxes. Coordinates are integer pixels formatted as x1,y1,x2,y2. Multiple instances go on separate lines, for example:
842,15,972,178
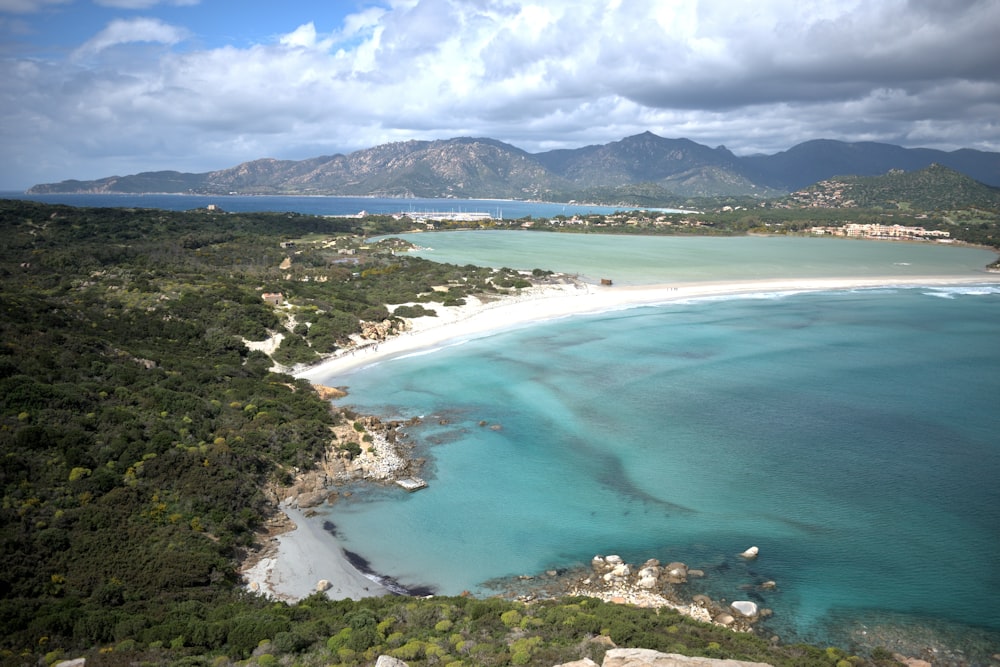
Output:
261,292,284,306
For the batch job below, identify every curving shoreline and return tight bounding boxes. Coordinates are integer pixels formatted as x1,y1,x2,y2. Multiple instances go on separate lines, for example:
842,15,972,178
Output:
248,273,1000,606
297,273,1000,383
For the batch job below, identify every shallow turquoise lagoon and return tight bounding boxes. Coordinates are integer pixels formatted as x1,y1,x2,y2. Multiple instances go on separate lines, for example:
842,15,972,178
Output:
391,230,998,284
313,235,1000,660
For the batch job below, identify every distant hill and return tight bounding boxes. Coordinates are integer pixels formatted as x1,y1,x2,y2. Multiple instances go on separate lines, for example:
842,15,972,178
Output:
28,133,1000,201
743,139,1000,191
785,164,1000,210
534,132,780,198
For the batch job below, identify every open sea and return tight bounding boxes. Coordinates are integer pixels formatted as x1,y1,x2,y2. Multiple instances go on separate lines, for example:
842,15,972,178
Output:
309,232,1000,664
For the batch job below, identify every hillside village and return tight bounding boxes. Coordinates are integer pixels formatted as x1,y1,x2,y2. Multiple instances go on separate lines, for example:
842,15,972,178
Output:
809,223,951,241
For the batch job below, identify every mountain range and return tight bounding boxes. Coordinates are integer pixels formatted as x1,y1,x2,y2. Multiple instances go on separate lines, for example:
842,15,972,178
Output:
26,132,1000,201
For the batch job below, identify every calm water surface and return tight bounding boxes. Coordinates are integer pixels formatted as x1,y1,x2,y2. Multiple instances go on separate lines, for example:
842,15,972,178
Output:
315,234,1000,662
3,193,629,218
388,230,997,284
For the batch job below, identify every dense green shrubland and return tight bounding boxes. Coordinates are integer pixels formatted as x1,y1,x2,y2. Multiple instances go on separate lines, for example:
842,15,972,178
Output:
15,593,901,667
0,201,498,657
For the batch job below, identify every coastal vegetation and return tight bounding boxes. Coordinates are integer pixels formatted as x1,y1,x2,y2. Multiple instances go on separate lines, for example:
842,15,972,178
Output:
23,592,904,667
780,164,1000,211
0,197,983,666
0,200,534,658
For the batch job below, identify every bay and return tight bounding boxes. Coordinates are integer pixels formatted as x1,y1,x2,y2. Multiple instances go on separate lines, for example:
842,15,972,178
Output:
2,192,629,219
312,233,1000,662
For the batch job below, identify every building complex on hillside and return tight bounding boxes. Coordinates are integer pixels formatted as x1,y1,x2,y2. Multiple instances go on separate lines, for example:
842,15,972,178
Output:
810,223,951,241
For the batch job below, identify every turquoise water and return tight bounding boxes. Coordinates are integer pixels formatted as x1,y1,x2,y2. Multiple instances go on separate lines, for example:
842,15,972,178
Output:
391,230,998,284
311,235,1000,661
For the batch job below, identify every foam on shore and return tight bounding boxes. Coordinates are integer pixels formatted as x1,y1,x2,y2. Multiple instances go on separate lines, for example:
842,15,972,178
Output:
297,274,1000,383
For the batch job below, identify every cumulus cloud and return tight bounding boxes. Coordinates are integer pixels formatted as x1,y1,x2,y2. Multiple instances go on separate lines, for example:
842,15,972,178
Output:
72,16,189,58
3,0,1000,188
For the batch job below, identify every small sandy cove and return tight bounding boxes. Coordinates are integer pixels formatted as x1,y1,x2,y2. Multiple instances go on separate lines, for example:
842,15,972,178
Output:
245,274,999,602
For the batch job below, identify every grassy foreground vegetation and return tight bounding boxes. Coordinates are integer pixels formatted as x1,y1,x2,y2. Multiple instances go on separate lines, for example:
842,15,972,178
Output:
0,199,911,666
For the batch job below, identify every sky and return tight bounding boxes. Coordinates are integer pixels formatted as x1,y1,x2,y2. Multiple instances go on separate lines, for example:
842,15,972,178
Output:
2,0,1000,190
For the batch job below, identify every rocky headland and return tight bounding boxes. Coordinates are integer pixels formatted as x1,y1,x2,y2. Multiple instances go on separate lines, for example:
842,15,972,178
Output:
268,403,423,510
240,399,425,594
369,648,775,667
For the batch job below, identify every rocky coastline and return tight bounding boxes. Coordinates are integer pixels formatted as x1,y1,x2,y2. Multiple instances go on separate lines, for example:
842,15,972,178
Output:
240,397,426,593
236,378,995,667
247,383,765,634
246,275,1000,665
485,554,773,636
267,400,424,509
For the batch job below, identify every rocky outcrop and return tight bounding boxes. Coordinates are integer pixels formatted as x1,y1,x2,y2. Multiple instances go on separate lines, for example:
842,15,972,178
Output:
597,648,773,667
378,648,774,667
311,383,347,400
550,555,772,633
268,413,418,511
54,660,86,667
356,431,409,480
361,318,403,341
894,658,932,667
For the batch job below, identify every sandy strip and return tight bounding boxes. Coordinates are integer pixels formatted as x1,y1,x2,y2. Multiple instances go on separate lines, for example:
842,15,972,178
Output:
258,273,998,603
297,274,1000,383
243,504,391,601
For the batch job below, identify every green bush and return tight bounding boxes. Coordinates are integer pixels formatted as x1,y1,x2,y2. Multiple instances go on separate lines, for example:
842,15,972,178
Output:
272,630,310,654
340,441,362,459
500,610,522,628
393,304,437,318
391,640,426,661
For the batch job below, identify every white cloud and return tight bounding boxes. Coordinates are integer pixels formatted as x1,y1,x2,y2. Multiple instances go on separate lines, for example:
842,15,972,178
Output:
72,17,189,58
3,0,1000,188
94,0,199,7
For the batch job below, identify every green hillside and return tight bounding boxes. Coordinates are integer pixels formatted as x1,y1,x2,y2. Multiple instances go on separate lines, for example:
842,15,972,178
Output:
789,164,1000,210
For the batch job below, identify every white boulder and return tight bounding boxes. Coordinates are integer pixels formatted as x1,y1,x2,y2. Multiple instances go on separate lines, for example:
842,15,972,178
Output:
375,656,409,667
731,600,759,617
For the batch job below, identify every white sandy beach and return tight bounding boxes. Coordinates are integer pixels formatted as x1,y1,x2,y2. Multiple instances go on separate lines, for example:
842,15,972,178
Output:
297,274,1000,383
251,273,1000,603
242,504,392,601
